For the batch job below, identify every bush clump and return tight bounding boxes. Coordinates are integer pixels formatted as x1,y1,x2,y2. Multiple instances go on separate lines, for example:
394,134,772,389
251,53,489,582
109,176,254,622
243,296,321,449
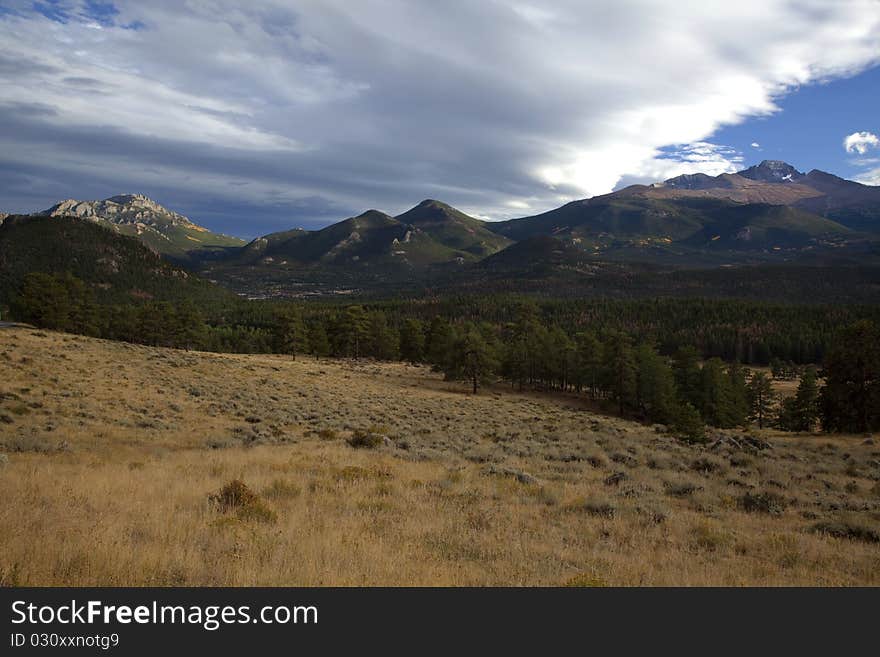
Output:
810,519,879,544
581,498,616,519
691,456,726,475
209,479,276,523
664,479,701,497
347,428,383,449
738,491,786,515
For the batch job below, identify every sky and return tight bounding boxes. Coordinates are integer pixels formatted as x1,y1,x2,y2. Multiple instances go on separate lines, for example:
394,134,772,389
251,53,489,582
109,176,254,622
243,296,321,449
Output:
0,0,879,238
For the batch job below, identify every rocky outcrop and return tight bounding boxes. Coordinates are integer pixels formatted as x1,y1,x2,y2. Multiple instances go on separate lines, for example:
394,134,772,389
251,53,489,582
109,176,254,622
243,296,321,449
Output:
41,194,197,230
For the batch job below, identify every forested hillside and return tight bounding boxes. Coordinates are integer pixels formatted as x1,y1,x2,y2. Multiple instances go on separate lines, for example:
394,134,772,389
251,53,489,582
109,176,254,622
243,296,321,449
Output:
0,215,234,306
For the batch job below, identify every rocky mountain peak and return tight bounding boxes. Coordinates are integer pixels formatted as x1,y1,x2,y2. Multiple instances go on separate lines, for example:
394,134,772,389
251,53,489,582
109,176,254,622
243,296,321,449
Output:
41,194,195,228
737,160,804,183
397,199,463,225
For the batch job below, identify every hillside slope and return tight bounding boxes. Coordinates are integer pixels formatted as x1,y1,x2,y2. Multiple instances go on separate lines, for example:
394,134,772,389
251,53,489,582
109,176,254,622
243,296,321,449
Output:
1,327,878,585
0,214,233,305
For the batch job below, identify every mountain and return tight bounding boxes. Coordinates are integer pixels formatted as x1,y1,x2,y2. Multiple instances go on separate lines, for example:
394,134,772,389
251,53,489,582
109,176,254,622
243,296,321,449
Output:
0,214,233,305
487,162,878,264
232,200,511,269
737,159,804,183
394,199,511,258
238,209,407,267
620,160,880,229
38,194,245,260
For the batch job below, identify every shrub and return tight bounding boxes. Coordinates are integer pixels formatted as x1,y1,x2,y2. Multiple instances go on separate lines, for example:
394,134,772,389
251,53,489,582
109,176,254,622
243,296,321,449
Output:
738,491,786,515
204,436,239,450
1,435,55,453
347,428,383,449
665,480,701,497
690,521,729,552
316,428,338,441
210,479,258,509
209,479,276,523
691,456,726,474
810,519,879,544
581,498,616,519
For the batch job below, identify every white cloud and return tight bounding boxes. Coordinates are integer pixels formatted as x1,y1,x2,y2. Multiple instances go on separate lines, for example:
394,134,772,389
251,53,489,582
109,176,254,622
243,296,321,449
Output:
750,142,761,148
844,131,880,154
855,168,880,185
1,0,880,227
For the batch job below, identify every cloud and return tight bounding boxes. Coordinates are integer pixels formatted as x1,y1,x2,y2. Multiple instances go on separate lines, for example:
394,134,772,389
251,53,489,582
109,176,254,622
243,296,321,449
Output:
1,0,880,233
844,131,880,154
855,168,880,185
750,142,761,148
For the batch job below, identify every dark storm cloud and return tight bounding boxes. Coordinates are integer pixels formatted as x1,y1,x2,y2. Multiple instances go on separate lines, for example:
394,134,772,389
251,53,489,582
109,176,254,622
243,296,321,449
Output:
1,1,879,236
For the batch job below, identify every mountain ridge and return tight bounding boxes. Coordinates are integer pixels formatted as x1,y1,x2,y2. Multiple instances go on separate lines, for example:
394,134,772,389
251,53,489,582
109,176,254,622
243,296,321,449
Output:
37,194,245,260
232,200,511,270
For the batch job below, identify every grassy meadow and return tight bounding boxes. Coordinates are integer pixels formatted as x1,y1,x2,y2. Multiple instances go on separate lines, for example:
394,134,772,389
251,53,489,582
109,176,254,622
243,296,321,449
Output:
1,327,879,586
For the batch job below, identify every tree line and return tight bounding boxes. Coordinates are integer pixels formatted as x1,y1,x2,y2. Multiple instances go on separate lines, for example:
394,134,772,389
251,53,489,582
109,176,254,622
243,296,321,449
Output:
9,272,880,436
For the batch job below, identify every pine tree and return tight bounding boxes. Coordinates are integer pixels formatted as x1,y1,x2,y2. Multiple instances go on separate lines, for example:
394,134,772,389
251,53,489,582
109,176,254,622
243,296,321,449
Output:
138,303,172,347
673,345,702,410
425,317,453,371
503,303,542,389
366,312,398,361
12,272,71,330
820,321,880,433
442,323,499,394
601,331,637,415
575,331,603,399
399,318,425,363
307,320,331,360
341,305,370,359
747,371,775,429
787,367,819,431
174,301,206,351
725,362,750,427
274,307,306,359
671,401,706,443
635,343,677,424
699,358,742,428
548,326,576,391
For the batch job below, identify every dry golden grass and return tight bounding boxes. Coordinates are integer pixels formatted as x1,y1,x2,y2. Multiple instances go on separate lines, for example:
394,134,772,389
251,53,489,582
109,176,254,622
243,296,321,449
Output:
1,328,879,586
